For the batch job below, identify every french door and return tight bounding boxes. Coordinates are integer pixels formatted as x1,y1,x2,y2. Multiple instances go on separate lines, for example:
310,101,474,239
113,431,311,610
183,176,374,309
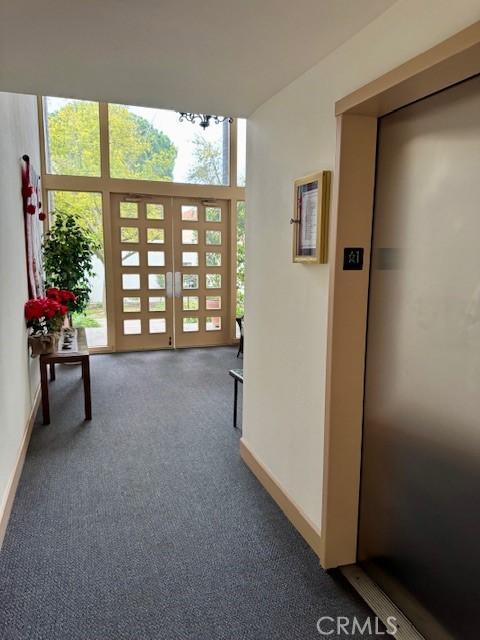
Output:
111,194,230,351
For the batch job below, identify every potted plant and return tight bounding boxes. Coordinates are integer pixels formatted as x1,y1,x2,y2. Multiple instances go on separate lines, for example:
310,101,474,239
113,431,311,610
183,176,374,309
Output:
25,289,76,356
42,211,99,325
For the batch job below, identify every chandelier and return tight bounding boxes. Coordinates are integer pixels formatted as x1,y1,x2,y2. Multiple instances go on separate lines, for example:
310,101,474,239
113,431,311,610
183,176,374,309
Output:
178,113,233,129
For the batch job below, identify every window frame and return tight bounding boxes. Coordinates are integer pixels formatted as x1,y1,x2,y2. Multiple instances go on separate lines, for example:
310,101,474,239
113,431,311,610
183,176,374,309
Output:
37,97,246,352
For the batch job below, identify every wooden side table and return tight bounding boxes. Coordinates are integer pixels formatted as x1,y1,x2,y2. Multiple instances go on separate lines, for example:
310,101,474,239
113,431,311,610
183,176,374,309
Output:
39,327,91,426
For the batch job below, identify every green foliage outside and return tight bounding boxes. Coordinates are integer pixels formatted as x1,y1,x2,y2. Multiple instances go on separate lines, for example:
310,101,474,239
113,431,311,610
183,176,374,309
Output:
43,212,99,314
187,134,227,185
47,102,178,258
236,201,246,317
72,305,103,328
108,105,177,181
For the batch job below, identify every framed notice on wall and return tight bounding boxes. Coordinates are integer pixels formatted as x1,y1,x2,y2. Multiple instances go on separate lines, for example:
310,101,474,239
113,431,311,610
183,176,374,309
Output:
291,171,331,264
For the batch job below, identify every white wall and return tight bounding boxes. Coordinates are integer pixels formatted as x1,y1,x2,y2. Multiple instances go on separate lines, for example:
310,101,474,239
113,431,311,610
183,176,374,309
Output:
0,93,41,518
243,0,480,528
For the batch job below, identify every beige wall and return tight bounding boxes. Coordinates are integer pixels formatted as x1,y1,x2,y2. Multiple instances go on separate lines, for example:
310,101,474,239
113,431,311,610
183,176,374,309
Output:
0,92,41,518
243,0,480,528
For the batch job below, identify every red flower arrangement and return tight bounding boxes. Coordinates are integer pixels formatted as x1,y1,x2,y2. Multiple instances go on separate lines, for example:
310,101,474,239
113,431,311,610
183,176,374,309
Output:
24,288,77,335
45,287,78,312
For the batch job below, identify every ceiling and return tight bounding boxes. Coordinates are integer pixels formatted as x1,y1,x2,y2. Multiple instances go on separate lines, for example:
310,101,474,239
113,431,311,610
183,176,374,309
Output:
0,0,397,117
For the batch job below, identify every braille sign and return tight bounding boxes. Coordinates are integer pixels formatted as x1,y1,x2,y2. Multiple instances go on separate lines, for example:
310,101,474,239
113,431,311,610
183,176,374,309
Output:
343,247,364,270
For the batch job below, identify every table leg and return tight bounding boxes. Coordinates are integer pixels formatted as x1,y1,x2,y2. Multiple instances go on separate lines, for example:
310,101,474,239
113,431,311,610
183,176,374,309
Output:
50,362,56,381
82,357,92,421
233,379,238,429
40,358,50,425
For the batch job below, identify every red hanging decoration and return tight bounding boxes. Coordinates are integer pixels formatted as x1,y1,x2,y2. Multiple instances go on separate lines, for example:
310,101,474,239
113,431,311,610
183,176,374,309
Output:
22,154,45,298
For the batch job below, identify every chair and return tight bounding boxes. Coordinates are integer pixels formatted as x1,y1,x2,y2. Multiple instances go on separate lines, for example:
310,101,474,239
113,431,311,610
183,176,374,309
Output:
236,316,244,358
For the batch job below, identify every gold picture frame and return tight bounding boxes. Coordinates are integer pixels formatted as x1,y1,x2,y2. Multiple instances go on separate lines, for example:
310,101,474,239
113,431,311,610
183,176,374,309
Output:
291,171,331,264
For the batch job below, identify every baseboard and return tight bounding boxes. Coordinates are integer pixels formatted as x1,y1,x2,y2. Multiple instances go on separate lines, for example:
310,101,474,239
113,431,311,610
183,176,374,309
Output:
240,438,322,556
0,384,40,549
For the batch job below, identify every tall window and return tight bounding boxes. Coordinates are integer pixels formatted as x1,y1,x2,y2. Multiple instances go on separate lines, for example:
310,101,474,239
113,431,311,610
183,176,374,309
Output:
41,97,246,349
237,119,247,187
44,98,101,176
108,104,230,185
47,191,107,348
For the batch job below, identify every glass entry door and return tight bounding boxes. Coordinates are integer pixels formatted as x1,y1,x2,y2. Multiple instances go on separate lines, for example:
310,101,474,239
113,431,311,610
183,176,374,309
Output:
111,194,230,351
172,198,229,347
111,194,174,351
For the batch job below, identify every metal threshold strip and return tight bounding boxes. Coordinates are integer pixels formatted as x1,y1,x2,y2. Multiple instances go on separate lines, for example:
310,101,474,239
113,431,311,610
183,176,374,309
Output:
341,565,425,640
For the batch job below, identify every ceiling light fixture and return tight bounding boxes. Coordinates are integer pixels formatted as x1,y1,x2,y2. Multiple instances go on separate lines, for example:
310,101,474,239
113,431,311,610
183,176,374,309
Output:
178,113,233,129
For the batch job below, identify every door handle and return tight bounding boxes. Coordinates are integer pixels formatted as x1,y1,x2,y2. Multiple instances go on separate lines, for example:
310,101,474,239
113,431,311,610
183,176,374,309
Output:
166,271,173,298
174,272,181,297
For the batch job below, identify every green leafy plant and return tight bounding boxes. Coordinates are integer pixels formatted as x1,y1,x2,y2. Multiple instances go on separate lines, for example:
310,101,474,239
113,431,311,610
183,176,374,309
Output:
43,211,99,315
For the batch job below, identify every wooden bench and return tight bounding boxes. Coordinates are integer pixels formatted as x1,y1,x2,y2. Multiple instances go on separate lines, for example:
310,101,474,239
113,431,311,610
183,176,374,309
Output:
39,327,92,426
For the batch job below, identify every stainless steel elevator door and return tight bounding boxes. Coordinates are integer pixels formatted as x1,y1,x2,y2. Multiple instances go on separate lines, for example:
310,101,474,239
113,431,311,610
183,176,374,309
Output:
359,74,480,640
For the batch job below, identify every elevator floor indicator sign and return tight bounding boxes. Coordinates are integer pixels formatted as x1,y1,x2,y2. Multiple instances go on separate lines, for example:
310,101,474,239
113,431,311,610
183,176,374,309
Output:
343,247,364,270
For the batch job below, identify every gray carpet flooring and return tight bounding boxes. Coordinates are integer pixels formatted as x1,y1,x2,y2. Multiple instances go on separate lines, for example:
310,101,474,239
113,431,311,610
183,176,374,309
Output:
0,348,382,639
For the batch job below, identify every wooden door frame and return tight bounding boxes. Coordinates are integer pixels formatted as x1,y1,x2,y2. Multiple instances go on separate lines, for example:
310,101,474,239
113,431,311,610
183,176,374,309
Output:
321,20,480,569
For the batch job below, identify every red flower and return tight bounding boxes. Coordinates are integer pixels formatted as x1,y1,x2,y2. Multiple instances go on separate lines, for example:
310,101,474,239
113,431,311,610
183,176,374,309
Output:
39,212,46,221
25,296,67,327
24,299,44,321
60,289,77,302
26,204,36,215
46,287,60,301
22,185,33,198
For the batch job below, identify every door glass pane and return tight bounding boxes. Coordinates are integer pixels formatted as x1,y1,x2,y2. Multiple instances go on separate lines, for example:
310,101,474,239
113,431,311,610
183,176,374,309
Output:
148,273,166,290
206,296,221,310
181,205,198,221
206,316,222,331
149,318,166,333
182,252,199,267
205,207,221,222
108,103,230,185
147,251,165,267
121,250,139,266
120,202,138,218
183,274,199,289
121,227,139,243
206,252,221,267
44,98,100,177
206,273,221,288
147,228,165,244
206,230,221,245
182,229,198,244
149,296,166,312
237,118,247,187
183,317,199,332
123,297,141,313
47,191,107,347
183,296,199,311
122,274,140,290
146,203,164,220
123,319,141,335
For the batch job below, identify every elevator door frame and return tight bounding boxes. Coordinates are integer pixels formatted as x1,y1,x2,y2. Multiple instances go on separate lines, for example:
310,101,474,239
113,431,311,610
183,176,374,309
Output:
320,20,480,570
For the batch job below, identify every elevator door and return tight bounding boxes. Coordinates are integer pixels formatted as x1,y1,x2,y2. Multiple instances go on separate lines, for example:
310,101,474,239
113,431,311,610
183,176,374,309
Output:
359,75,480,640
